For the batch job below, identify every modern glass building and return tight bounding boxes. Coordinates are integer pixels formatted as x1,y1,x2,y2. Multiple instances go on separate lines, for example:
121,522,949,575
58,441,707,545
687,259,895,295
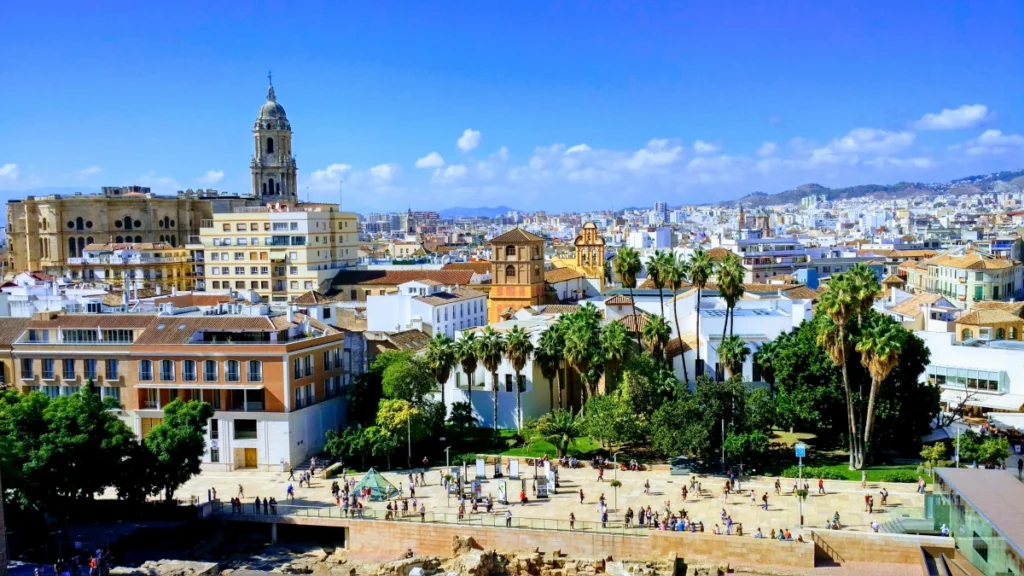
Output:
932,468,1024,575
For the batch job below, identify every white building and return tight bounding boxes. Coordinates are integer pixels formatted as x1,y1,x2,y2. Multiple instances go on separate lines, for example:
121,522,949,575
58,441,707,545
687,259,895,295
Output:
366,280,486,337
627,227,672,250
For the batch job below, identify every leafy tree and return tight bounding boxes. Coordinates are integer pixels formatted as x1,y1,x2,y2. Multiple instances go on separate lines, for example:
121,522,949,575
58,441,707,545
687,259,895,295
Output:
144,399,215,501
723,431,771,468
325,426,374,468
376,398,424,441
856,314,907,453
600,321,632,389
476,327,506,430
347,372,384,427
689,248,713,377
745,388,776,434
715,252,745,338
650,397,709,459
717,335,751,380
920,442,947,475
613,246,644,351
646,250,674,319
536,326,564,411
454,331,480,424
563,304,604,405
581,395,621,447
381,354,434,404
537,409,582,457
642,315,672,362
505,325,534,430
447,401,477,431
664,252,691,383
979,436,1011,467
424,333,456,414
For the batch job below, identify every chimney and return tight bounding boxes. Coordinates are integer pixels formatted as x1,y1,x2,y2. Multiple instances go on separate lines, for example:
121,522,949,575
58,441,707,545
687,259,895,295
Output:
171,286,178,296
287,304,295,323
156,286,162,296
890,285,898,305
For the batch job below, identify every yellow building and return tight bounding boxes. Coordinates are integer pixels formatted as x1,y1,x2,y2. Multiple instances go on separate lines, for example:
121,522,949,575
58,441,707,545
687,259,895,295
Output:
69,242,193,291
487,228,546,323
6,186,213,278
550,221,606,292
191,203,358,302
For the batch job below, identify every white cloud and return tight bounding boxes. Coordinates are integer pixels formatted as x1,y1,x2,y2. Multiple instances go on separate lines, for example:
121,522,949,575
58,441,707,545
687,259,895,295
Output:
693,140,720,154
567,167,620,184
78,166,102,180
808,128,915,165
865,157,936,169
954,129,1024,156
197,169,224,184
755,142,777,157
309,163,352,184
491,146,509,162
138,171,181,192
369,163,398,182
457,129,481,153
415,152,445,169
624,138,683,171
0,163,19,180
434,164,468,182
565,144,592,155
914,104,989,131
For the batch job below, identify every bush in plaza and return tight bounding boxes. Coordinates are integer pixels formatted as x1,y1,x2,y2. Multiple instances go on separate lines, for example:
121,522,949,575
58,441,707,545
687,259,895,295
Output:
779,465,847,480
878,471,918,483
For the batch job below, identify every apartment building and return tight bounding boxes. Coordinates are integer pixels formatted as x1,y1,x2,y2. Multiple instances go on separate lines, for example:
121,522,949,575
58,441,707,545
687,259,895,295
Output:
366,279,486,337
900,249,1023,308
9,308,354,471
712,229,810,283
67,242,193,291
191,203,359,302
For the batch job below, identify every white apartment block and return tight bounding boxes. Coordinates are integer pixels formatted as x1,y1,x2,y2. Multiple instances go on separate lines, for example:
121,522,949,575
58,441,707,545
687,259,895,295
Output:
366,280,486,337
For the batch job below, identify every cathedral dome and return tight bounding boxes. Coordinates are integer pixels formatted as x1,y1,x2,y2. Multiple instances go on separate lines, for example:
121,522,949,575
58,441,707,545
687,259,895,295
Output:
255,84,290,130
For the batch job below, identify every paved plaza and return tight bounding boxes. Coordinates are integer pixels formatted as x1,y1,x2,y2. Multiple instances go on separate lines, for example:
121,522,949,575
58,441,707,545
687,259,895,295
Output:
168,462,929,539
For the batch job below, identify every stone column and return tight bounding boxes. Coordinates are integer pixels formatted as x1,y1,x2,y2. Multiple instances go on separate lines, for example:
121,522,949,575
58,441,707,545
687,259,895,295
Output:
271,522,278,544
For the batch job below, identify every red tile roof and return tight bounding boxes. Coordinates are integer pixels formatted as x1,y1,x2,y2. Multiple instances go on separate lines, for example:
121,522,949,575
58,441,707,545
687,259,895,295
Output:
358,270,475,286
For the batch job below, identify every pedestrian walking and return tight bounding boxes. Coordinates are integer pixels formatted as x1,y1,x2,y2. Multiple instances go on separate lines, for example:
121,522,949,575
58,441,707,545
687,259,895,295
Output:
761,492,769,511
238,484,245,498
818,477,825,495
861,471,867,489
288,468,295,481
505,510,513,527
579,488,585,504
644,479,650,494
569,512,575,530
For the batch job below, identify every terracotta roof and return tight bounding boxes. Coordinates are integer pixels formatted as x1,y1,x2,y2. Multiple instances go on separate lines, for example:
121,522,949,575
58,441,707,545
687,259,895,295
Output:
133,314,334,346
24,271,55,282
616,312,651,333
890,249,938,258
956,309,1024,326
0,318,31,347
706,247,733,262
530,304,581,315
545,268,586,283
26,314,157,329
414,287,486,306
782,286,821,301
489,228,544,244
442,261,491,275
881,274,905,285
889,293,944,318
387,329,431,351
605,294,634,306
972,301,1024,316
293,290,332,305
357,270,475,286
928,251,1017,271
152,293,233,308
665,333,699,358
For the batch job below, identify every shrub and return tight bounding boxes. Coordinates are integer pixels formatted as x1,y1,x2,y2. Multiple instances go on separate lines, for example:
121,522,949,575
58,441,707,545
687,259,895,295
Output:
779,465,846,480
879,471,918,483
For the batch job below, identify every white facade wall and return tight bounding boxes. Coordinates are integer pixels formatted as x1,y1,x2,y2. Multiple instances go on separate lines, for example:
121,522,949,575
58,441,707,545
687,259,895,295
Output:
916,332,1024,409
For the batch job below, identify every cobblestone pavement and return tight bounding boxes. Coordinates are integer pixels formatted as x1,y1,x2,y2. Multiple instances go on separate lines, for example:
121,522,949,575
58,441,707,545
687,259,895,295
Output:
165,463,929,539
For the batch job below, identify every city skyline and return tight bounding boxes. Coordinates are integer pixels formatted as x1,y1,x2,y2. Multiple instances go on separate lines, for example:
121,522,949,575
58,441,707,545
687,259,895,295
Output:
2,2,1023,213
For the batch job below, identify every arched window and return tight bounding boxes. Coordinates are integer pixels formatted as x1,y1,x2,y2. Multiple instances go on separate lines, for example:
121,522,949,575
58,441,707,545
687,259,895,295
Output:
86,236,93,246
1011,327,1018,340
75,217,84,231
68,237,77,257
505,265,516,278
115,236,123,244
267,137,274,154
134,235,142,244
276,181,280,193
123,216,133,230
262,183,267,195
268,178,275,195
997,328,1006,340
77,237,85,254
961,328,974,340
505,245,516,257
170,237,177,247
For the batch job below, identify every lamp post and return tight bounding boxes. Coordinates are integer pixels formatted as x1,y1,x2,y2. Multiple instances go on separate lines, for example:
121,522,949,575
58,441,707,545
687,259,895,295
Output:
407,415,412,469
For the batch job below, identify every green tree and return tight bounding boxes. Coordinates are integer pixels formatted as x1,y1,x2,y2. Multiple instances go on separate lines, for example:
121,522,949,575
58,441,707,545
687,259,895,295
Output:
381,354,435,404
855,314,906,453
647,250,674,319
581,395,621,447
347,372,384,427
642,314,672,361
689,248,713,377
613,246,644,351
745,388,776,434
817,271,865,469
979,436,1011,467
717,335,751,380
447,401,477,431
537,409,582,457
722,431,771,468
563,303,604,405
424,333,456,415
600,321,632,389
920,442,947,476
536,325,564,411
144,399,215,501
715,252,746,338
476,326,506,430
665,252,691,383
325,426,374,469
454,331,480,424
650,396,710,459
505,325,534,430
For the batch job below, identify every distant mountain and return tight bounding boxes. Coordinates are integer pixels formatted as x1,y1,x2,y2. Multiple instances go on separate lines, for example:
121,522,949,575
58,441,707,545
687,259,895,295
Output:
438,205,518,219
722,169,1024,207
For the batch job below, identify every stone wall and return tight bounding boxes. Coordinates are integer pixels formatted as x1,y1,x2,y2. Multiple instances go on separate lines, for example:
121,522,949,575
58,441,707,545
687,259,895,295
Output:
810,530,954,565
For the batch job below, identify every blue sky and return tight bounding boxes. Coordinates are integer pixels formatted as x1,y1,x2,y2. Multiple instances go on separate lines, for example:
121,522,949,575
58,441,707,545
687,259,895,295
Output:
1,1,1022,213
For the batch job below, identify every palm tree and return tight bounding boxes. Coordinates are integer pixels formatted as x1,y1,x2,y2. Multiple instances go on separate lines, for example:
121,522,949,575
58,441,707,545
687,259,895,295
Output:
717,335,751,380
454,331,479,425
476,326,506,430
600,321,631,388
535,326,564,411
817,273,862,469
537,409,581,458
642,315,672,361
647,250,673,318
724,253,746,337
424,334,456,416
716,252,745,340
504,325,534,430
665,253,691,383
563,306,602,406
689,248,713,378
753,337,781,395
613,246,644,352
855,315,906,453
849,263,881,328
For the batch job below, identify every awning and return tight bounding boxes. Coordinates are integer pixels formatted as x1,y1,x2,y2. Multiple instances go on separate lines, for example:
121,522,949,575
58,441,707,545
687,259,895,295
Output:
940,389,1024,411
134,384,265,390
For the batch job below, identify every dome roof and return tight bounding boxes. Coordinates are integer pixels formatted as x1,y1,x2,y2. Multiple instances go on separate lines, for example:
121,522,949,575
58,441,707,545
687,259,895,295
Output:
255,84,290,130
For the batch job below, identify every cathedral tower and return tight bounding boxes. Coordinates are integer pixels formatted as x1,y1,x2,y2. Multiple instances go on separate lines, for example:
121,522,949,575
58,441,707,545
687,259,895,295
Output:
251,75,298,204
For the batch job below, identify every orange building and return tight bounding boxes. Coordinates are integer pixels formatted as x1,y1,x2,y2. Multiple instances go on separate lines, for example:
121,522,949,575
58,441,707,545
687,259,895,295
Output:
487,228,547,323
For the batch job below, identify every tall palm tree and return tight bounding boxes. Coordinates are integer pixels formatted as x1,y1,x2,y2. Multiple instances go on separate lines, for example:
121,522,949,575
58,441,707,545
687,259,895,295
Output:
647,250,673,318
689,248,713,378
717,335,751,380
424,333,456,416
614,246,644,352
642,315,672,362
817,273,862,469
849,263,882,328
716,252,745,340
600,321,631,389
855,315,906,453
563,306,602,406
454,331,479,425
665,253,691,383
504,325,534,430
538,409,581,458
535,326,564,411
724,253,746,337
753,337,781,395
476,326,506,430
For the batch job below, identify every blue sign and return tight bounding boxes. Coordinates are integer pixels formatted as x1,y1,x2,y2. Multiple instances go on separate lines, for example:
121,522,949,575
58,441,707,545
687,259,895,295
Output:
794,444,806,458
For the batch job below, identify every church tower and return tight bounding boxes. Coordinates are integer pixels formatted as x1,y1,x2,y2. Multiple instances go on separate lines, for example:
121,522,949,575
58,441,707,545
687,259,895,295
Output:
487,228,546,323
251,75,298,204
573,222,606,291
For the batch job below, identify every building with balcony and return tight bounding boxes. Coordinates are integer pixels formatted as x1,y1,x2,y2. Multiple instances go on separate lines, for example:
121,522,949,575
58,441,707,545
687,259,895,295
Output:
9,307,356,471
901,249,1023,308
366,279,486,337
712,229,811,283
190,203,359,302
67,242,193,291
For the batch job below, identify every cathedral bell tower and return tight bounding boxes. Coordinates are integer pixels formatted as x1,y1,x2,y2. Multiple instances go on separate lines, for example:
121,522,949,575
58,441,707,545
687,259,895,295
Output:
251,74,298,204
